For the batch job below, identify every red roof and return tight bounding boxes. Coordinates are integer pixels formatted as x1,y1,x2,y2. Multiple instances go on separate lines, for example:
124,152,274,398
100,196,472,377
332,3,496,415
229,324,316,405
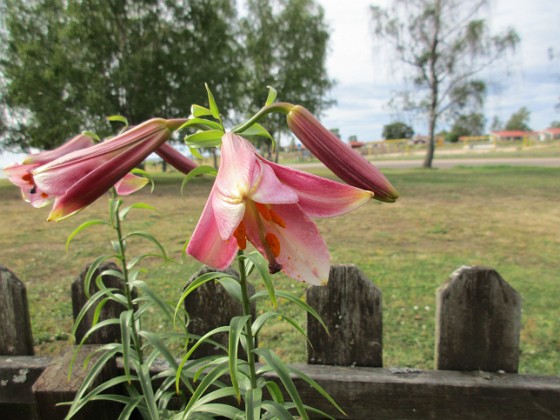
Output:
542,127,560,135
349,141,366,148
490,130,527,137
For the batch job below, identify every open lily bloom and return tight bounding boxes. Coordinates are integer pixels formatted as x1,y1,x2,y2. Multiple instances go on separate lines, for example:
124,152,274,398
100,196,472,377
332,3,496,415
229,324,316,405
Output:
3,134,95,208
32,118,185,221
187,133,373,285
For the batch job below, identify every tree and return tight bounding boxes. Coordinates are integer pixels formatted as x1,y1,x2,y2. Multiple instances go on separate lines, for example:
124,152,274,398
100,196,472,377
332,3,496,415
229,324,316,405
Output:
371,0,519,168
0,0,242,150
490,115,503,132
382,121,414,140
550,121,560,128
505,107,531,131
240,0,335,161
446,112,485,142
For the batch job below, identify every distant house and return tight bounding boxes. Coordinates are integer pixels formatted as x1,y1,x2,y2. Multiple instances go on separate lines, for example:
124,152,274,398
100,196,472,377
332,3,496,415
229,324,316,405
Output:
348,141,366,149
538,127,560,141
489,130,536,141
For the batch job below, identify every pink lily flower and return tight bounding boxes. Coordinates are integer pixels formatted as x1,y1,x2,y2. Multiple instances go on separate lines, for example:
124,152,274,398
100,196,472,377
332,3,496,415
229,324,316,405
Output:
155,143,198,175
286,105,399,203
3,134,95,208
187,133,373,285
32,118,185,221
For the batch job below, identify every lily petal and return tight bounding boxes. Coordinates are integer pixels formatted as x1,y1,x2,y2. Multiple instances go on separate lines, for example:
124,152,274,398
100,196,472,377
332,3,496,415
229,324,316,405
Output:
244,203,330,286
114,173,149,196
187,187,238,269
263,158,373,217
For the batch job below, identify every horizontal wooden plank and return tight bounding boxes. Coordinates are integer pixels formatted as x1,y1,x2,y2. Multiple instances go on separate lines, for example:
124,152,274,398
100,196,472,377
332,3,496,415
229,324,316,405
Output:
278,364,560,419
0,356,52,403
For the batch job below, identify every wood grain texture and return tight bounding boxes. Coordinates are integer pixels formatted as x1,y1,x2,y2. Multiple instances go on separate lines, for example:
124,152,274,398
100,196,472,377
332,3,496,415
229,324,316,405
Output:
306,265,382,367
0,265,34,356
435,266,521,372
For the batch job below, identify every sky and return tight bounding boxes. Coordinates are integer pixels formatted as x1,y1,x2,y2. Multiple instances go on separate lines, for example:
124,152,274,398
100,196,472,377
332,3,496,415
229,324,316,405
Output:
318,0,560,141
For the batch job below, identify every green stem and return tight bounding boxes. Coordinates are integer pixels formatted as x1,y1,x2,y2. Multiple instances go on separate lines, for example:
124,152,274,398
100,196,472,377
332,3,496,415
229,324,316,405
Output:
111,193,144,363
236,250,257,390
233,102,294,134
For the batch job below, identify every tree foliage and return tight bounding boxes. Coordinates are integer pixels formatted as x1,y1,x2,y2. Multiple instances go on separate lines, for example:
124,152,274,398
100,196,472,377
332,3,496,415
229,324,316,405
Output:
0,0,334,152
505,107,531,131
382,121,414,140
446,112,485,142
371,0,519,167
240,0,334,160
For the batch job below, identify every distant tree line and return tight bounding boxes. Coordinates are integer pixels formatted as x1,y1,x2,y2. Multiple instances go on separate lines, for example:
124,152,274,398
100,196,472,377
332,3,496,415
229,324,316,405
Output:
0,0,334,151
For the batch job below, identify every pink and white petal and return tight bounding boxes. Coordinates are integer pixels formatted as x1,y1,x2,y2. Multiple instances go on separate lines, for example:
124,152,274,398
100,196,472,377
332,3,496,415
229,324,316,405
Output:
264,159,373,218
3,163,38,188
26,188,52,208
250,160,299,205
211,191,246,241
24,134,95,165
244,203,330,286
215,133,256,198
114,173,149,196
187,189,238,269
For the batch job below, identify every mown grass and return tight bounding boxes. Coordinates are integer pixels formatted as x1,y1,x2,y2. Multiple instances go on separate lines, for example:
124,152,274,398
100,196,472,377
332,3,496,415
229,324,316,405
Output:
0,165,558,375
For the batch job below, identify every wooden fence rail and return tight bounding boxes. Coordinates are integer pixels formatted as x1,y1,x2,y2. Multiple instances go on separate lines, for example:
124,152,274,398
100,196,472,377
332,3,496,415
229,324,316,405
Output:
1,263,559,419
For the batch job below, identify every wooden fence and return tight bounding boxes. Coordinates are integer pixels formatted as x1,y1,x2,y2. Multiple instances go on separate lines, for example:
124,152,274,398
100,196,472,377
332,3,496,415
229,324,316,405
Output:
1,263,559,419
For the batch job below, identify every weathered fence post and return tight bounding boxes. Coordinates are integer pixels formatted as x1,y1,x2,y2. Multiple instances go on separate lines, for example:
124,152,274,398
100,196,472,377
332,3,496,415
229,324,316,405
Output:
435,266,521,372
306,265,383,367
184,266,256,358
0,265,34,356
71,262,125,344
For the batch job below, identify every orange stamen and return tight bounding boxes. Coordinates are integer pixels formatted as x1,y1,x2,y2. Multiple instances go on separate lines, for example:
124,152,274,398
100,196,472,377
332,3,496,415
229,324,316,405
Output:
22,173,33,183
41,193,49,199
233,221,247,250
269,209,286,228
265,232,281,258
255,203,272,221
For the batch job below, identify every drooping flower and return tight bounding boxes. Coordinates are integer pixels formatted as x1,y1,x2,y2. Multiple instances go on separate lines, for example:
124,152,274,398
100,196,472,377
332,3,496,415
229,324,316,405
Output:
155,143,198,175
187,133,372,285
32,118,185,221
3,134,95,208
286,105,399,203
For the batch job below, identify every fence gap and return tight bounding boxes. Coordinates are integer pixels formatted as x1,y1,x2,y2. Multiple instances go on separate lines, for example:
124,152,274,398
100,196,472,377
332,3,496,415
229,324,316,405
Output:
0,265,34,356
306,265,383,367
435,266,521,372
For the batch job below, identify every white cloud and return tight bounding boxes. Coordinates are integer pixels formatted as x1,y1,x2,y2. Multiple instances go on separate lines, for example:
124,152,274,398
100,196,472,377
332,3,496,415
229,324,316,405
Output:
318,0,560,140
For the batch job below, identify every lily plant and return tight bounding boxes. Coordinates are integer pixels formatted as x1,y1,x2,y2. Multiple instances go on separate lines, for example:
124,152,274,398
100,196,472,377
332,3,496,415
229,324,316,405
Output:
4,85,398,419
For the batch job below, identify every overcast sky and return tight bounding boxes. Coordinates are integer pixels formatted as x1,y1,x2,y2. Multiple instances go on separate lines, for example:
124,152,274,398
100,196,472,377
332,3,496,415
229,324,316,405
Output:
318,0,560,141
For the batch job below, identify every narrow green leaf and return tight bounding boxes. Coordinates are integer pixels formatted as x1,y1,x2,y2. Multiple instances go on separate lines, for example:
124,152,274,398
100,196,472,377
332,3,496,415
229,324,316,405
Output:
205,83,221,120
246,387,262,420
254,348,309,420
183,361,230,415
120,310,133,383
106,114,129,128
265,86,278,106
82,130,100,142
261,401,293,419
228,315,251,401
185,129,224,148
122,231,170,261
66,220,110,251
216,276,242,303
119,202,157,220
180,165,217,195
237,122,273,140
83,255,117,298
189,146,204,159
265,380,284,404
178,117,223,131
246,252,277,308
191,104,212,118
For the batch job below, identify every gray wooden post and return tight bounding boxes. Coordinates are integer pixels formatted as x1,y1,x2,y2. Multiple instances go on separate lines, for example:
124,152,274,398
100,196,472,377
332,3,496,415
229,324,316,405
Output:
71,262,125,345
306,265,383,367
0,265,34,356
32,345,120,420
435,266,521,372
184,266,255,358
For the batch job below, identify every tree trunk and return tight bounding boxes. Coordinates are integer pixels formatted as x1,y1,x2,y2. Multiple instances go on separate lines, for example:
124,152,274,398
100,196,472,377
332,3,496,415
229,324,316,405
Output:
423,111,437,168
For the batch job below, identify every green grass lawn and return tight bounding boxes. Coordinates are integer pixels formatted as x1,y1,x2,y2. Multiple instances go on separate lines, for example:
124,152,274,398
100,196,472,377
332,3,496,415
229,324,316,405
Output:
1,165,558,375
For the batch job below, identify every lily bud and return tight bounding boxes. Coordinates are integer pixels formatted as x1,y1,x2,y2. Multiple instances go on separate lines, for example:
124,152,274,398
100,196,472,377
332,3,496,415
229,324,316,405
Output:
286,105,399,203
